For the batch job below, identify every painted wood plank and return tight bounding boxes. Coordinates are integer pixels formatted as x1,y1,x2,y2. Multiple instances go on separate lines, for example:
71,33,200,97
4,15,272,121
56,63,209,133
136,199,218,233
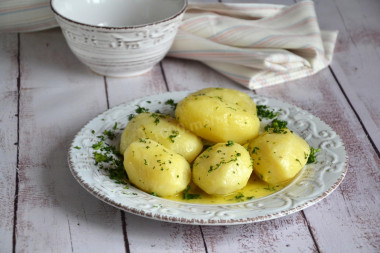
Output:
161,58,244,92
312,0,380,149
201,214,317,253
255,68,380,252
0,33,18,253
106,63,206,252
15,29,126,252
125,215,206,253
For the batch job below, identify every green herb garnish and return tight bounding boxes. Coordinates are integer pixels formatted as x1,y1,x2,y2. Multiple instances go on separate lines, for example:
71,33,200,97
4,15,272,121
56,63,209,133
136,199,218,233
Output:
91,124,127,184
135,105,149,114
165,99,177,110
183,186,201,200
169,130,179,143
226,140,234,146
128,114,135,121
264,119,288,134
256,105,279,120
103,129,116,140
307,147,321,164
234,192,245,201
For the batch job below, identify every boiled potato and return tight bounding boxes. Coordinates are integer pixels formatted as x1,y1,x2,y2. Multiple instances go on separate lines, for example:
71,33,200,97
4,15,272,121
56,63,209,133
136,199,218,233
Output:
123,139,191,197
247,129,310,185
120,112,203,162
175,88,260,144
189,87,258,114
192,142,253,195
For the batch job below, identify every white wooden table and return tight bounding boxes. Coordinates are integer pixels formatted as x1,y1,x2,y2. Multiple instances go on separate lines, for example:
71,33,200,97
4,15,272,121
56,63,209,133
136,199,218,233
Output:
1,0,379,252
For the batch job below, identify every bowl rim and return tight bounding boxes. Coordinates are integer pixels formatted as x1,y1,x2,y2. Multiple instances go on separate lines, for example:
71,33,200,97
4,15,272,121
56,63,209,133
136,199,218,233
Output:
50,0,188,30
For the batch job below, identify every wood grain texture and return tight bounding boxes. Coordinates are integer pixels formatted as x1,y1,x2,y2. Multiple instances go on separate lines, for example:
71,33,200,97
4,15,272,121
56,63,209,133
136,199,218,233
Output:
312,0,380,149
15,29,126,252
0,33,18,253
255,68,380,252
201,214,317,253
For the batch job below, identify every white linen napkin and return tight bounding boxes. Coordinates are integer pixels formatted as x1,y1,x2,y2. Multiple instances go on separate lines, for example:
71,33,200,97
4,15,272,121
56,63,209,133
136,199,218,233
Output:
168,1,338,89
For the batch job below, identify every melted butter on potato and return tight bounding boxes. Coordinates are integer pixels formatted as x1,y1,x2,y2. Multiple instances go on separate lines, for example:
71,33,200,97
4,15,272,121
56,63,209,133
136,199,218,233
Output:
120,112,203,162
175,88,260,144
247,129,310,185
123,139,191,197
192,142,253,195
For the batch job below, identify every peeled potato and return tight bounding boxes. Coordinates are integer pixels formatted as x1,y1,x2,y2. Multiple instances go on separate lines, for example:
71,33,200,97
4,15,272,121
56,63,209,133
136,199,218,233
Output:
247,129,310,185
175,88,260,144
120,112,203,162
192,142,253,195
123,139,191,197
190,87,258,114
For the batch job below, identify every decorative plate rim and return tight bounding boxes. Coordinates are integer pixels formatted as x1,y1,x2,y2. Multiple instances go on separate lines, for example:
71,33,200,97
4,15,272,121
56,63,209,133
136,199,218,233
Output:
67,90,348,225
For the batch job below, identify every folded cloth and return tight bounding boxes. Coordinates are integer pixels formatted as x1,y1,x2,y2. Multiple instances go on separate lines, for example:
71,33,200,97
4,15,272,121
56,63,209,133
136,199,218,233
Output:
168,1,338,89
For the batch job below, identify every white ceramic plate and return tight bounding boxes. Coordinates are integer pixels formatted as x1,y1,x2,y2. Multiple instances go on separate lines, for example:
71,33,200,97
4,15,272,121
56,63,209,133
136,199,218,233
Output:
68,91,347,225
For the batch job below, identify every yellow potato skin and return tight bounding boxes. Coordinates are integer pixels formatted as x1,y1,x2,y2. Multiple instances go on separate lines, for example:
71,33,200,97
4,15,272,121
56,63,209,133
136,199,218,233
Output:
192,142,253,195
175,88,260,144
123,139,191,197
190,88,257,114
120,113,203,162
247,130,310,185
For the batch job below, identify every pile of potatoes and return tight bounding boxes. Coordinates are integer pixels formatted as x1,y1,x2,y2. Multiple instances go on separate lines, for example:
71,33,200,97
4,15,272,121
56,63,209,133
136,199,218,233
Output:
121,88,310,197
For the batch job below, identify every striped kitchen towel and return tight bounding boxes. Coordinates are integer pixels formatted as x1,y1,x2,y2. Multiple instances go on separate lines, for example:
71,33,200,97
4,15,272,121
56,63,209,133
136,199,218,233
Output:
168,1,338,89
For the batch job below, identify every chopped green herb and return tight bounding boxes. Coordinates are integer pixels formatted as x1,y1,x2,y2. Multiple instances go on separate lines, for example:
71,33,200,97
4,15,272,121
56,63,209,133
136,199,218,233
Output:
128,114,135,121
103,129,116,140
264,185,277,191
256,105,279,120
135,105,149,114
91,125,128,185
264,119,288,134
74,146,81,150
307,147,321,164
251,147,260,155
92,141,103,150
183,186,201,200
113,122,118,130
150,113,168,125
169,130,179,143
165,99,177,110
226,140,234,146
234,192,245,201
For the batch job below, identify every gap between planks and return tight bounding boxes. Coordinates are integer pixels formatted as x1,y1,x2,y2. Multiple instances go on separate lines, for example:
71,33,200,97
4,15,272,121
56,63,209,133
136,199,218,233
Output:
12,33,21,253
329,66,380,159
103,76,130,253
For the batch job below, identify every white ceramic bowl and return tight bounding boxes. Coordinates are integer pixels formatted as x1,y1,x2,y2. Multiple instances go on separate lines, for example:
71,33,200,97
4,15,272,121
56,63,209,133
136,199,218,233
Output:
51,0,187,77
